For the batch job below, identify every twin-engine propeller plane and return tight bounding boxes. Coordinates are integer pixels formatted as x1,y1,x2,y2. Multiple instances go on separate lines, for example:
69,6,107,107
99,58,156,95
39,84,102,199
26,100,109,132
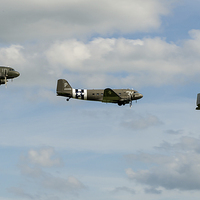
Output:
0,66,20,86
57,79,143,107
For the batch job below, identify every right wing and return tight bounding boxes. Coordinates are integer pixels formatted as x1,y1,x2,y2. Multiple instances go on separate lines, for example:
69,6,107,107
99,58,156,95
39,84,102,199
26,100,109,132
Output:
102,88,121,103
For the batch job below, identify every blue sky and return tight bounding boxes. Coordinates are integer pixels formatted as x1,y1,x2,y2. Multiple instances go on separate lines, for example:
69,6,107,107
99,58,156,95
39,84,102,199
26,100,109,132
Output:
1,0,200,200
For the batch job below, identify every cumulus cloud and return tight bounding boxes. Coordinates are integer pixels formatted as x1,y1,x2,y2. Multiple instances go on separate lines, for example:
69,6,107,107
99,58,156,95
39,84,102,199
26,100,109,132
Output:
125,136,200,192
0,0,170,42
0,45,26,66
45,40,91,69
2,29,200,94
44,31,200,88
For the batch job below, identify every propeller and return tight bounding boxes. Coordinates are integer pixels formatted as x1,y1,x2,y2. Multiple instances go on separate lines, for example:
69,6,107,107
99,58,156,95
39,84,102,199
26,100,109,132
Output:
4,69,8,88
5,77,7,88
129,100,132,108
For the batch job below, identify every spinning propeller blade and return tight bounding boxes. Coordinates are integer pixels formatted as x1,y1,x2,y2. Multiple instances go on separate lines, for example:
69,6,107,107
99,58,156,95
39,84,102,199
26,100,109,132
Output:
129,101,132,108
4,69,8,88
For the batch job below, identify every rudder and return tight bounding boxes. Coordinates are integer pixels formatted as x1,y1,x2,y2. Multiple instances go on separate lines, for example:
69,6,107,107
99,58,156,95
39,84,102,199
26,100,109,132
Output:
57,79,72,97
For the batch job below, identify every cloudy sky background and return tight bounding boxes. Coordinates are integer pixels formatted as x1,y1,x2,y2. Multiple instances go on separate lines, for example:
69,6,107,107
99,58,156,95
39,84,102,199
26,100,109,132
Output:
1,0,200,199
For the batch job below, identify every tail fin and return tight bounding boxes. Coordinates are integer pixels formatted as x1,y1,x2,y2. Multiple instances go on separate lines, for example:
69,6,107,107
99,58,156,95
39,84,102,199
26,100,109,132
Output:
196,93,200,110
57,79,72,97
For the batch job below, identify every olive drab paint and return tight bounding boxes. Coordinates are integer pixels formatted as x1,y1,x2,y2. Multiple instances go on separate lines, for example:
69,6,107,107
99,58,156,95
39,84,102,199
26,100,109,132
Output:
0,66,20,85
56,79,143,107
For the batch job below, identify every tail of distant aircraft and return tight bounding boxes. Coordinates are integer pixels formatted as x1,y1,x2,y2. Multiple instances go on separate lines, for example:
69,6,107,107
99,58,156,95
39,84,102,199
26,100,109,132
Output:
56,79,72,98
196,93,200,110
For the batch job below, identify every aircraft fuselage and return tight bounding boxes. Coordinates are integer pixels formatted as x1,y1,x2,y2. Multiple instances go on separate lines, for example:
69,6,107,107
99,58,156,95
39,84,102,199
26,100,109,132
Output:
71,88,141,102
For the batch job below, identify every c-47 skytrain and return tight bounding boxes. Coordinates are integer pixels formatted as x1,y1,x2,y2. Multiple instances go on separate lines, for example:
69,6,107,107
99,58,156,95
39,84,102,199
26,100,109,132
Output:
57,79,143,107
0,66,20,85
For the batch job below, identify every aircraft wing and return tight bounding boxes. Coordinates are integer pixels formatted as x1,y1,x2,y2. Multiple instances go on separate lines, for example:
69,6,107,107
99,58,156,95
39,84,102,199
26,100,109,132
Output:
102,88,121,103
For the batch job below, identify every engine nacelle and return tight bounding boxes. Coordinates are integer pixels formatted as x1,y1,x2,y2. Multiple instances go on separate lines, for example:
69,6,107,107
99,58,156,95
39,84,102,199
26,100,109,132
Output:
0,79,6,85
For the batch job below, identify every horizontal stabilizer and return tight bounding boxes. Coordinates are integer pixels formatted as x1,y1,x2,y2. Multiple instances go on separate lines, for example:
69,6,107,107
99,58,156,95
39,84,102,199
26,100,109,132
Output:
103,88,121,103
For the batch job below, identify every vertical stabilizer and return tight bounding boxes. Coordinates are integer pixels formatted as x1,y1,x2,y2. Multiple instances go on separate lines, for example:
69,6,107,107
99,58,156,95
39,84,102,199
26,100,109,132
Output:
196,93,200,110
56,79,72,97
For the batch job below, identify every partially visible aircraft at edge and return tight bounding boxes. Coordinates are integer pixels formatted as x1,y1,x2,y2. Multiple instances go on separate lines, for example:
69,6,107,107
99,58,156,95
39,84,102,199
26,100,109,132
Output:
57,79,143,107
196,93,200,110
0,66,20,86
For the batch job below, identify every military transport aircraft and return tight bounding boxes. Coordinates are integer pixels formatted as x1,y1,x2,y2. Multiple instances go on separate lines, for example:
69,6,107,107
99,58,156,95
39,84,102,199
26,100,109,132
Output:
196,93,200,110
57,79,143,107
0,66,20,86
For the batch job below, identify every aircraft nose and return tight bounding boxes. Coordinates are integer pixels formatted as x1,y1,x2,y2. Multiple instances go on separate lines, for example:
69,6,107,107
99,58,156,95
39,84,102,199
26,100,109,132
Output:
135,93,143,99
15,71,20,77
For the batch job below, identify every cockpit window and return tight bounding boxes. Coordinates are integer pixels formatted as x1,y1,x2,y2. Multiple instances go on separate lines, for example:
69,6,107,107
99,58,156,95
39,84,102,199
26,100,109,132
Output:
9,68,14,71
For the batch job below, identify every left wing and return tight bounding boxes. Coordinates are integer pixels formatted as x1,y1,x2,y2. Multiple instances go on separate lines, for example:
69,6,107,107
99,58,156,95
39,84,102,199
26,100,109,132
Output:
102,88,121,103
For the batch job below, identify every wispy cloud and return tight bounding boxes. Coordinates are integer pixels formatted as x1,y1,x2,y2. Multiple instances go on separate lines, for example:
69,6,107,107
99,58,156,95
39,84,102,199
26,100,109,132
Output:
122,114,163,130
11,147,86,199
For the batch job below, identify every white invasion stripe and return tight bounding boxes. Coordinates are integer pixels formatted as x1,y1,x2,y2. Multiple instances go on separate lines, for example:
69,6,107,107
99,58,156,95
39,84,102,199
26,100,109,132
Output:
72,89,76,98
84,89,87,100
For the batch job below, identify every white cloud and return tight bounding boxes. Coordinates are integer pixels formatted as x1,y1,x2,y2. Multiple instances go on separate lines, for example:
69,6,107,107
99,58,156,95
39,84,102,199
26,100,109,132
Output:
125,136,200,192
43,32,200,88
27,147,63,167
0,0,170,42
0,45,25,67
45,40,91,69
2,29,200,99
